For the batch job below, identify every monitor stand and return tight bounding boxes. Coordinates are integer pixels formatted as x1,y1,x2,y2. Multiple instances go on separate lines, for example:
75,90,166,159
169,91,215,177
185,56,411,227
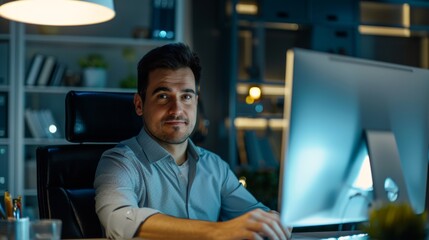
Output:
364,130,410,205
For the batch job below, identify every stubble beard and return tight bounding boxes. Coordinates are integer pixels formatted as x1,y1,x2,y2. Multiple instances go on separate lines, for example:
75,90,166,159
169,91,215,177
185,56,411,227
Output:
160,125,192,144
145,119,195,145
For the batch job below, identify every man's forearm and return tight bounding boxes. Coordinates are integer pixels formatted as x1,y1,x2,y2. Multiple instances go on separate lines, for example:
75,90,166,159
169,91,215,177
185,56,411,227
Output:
136,213,217,240
136,209,291,240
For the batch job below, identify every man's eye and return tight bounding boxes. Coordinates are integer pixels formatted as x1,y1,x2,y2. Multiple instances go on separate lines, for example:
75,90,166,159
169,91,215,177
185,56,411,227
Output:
157,94,168,99
184,95,192,100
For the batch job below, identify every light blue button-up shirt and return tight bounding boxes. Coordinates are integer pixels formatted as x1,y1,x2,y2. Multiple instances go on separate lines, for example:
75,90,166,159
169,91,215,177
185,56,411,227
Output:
94,129,269,239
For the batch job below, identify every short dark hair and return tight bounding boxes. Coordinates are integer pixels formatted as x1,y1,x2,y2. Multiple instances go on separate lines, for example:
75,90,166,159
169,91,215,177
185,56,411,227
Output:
137,42,201,100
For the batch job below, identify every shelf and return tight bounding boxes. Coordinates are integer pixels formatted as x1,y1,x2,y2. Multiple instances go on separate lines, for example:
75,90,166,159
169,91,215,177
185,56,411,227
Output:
26,34,175,47
24,138,70,145
226,117,287,130
237,82,285,97
3,0,189,217
0,34,9,41
238,20,302,31
237,79,285,84
25,86,136,94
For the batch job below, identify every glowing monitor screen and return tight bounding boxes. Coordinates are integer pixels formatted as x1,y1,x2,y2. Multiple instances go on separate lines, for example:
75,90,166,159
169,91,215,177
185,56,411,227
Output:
279,48,429,227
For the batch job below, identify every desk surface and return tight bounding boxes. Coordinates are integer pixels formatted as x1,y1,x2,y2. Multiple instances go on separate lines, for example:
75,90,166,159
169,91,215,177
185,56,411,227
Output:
292,231,368,239
64,231,368,240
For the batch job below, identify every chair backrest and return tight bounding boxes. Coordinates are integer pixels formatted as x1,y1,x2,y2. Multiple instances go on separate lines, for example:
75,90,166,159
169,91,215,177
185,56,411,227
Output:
36,90,142,239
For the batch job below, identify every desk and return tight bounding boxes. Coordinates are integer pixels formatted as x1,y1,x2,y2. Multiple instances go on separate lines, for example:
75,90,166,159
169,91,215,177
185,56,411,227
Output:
292,231,367,239
67,233,367,240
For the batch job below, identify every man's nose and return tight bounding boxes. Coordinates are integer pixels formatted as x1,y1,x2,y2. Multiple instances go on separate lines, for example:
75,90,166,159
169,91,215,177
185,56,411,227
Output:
168,98,183,115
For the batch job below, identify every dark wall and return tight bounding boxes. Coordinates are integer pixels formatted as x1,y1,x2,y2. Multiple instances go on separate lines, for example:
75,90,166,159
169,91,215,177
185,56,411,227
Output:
191,0,229,159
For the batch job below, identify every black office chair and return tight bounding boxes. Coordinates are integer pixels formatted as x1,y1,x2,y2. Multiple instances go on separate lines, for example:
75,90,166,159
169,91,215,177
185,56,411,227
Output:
36,90,142,239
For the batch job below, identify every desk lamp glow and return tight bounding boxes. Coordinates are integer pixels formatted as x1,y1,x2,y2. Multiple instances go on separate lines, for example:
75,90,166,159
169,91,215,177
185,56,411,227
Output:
0,0,115,26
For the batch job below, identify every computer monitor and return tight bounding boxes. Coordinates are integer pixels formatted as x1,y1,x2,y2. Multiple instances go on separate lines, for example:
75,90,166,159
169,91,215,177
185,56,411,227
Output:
279,48,429,227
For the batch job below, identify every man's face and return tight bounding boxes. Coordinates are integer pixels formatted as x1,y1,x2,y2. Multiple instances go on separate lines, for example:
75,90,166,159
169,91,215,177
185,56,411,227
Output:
134,67,198,145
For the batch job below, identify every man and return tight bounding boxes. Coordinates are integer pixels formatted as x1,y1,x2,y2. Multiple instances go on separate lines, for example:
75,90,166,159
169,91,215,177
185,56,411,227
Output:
94,43,291,239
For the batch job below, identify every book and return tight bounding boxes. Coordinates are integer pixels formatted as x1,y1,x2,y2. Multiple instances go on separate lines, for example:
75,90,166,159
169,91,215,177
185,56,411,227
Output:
49,62,66,86
151,0,175,39
243,130,264,169
25,108,62,139
0,42,7,85
25,109,44,138
37,55,56,86
236,130,248,165
243,130,279,169
37,109,52,138
258,136,279,168
26,54,45,86
39,109,61,138
46,110,62,138
0,92,7,138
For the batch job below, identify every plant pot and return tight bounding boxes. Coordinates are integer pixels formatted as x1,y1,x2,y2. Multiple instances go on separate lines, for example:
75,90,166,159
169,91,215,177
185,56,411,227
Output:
82,68,107,88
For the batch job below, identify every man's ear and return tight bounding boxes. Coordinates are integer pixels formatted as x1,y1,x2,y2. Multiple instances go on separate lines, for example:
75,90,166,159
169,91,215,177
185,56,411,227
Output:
134,93,143,116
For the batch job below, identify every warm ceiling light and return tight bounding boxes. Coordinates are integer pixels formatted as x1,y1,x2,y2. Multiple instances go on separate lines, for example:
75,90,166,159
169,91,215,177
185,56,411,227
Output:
0,0,115,26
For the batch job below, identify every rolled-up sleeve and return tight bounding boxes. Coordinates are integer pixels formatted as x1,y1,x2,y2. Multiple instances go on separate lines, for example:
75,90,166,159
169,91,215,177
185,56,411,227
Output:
104,207,159,239
94,146,159,239
94,132,271,238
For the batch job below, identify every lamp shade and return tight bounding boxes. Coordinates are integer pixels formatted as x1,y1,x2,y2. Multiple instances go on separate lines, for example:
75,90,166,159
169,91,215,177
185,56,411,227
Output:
0,0,115,26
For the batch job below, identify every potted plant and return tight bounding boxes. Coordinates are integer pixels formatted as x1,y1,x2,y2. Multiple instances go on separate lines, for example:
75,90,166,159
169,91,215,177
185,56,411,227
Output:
79,54,108,88
361,202,427,240
120,47,137,88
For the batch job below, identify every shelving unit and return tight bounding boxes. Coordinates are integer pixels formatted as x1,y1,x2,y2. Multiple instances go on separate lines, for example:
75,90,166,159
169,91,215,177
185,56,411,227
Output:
226,0,429,170
0,18,13,208
226,0,429,211
226,0,315,174
1,0,189,219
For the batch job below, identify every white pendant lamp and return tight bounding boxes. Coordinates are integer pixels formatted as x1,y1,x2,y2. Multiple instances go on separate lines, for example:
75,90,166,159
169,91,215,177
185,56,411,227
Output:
0,0,115,26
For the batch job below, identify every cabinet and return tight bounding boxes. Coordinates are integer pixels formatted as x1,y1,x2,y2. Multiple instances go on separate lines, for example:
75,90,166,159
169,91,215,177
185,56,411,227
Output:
3,0,189,219
227,0,313,173
226,0,360,209
225,0,312,210
227,0,361,168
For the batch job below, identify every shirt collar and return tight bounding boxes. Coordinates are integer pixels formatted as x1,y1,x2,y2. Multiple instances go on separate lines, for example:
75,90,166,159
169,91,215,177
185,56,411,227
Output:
136,128,201,164
187,137,201,162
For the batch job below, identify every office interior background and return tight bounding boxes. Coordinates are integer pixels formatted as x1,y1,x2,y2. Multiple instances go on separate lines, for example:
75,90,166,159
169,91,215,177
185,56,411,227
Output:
0,0,428,216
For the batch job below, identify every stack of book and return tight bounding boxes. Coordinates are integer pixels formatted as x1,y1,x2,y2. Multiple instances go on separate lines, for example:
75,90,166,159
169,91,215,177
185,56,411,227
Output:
242,130,279,169
151,0,175,40
25,53,67,86
24,109,61,139
0,42,7,85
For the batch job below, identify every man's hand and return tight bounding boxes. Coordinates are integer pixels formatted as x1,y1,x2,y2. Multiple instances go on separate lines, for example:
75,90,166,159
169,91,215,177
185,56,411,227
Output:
211,209,292,240
137,210,292,240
